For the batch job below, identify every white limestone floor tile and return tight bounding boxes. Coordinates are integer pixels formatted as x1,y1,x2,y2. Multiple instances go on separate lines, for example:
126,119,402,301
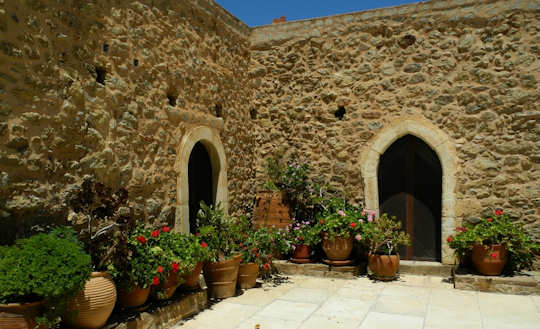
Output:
224,286,291,307
292,275,348,292
255,299,319,322
178,302,262,329
481,312,540,329
532,295,540,312
278,287,330,304
357,311,424,329
424,305,483,329
371,294,428,317
333,285,383,301
314,296,372,320
477,291,538,316
297,314,363,329
429,288,479,311
380,285,430,298
235,316,301,329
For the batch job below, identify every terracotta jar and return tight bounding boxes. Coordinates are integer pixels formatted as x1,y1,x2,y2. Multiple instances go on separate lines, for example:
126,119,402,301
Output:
65,271,117,329
368,253,400,281
321,235,353,261
117,285,150,308
203,256,241,299
0,300,43,329
472,244,507,276
155,272,180,300
238,263,259,289
182,262,203,289
253,191,291,229
293,244,310,260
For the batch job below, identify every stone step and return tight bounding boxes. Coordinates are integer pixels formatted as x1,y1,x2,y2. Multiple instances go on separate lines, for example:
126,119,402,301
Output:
454,269,540,295
398,260,455,277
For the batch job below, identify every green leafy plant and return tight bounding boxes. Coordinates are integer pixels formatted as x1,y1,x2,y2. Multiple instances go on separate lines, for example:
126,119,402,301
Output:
197,202,240,262
0,227,92,328
313,197,367,240
267,227,292,257
362,213,410,255
285,220,320,247
448,209,539,274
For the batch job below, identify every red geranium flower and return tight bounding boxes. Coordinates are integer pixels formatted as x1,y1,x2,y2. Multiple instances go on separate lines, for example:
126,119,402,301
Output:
171,262,179,273
201,242,208,248
157,265,163,273
495,209,503,216
195,232,200,237
350,222,356,228
263,262,270,271
162,226,170,232
239,243,243,247
490,252,499,259
461,227,467,232
152,276,160,286
446,235,453,243
487,217,493,223
136,235,147,244
152,230,160,238
320,219,324,225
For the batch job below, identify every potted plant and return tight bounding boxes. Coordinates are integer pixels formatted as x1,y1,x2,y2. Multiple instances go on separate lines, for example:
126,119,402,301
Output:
181,233,213,289
268,227,292,260
448,208,539,276
0,227,91,329
197,202,242,299
313,197,366,263
285,220,320,263
64,176,132,328
362,213,410,281
236,225,274,289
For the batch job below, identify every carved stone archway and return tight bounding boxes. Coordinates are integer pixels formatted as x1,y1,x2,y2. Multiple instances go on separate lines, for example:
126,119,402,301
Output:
175,126,228,233
360,119,457,264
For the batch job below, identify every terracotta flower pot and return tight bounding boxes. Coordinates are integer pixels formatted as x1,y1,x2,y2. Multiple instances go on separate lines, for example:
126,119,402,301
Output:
0,300,44,329
203,256,241,299
182,262,203,288
293,244,310,259
117,285,150,308
65,271,117,329
238,263,259,289
155,272,180,300
368,253,400,281
472,244,507,276
322,234,353,261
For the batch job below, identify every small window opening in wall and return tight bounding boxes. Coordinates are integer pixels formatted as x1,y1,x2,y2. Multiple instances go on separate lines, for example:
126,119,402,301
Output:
335,106,346,120
167,94,177,106
103,43,109,52
250,108,257,120
399,34,416,49
214,104,223,118
133,58,139,67
95,67,106,85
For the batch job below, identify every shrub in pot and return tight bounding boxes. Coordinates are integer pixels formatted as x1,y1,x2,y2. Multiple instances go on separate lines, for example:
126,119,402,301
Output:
448,208,539,275
268,227,292,260
362,213,410,281
313,197,366,262
197,202,242,299
0,227,92,329
285,220,320,263
236,225,275,289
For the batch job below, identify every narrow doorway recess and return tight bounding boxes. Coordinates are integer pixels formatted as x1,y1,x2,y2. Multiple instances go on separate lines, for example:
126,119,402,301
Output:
378,135,442,261
188,142,214,233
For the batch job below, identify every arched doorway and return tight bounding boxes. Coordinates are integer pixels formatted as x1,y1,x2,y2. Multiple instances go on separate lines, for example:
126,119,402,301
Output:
378,135,442,261
188,142,214,233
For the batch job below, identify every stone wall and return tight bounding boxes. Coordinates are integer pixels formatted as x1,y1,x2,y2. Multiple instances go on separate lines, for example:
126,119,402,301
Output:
249,0,540,255
0,0,255,242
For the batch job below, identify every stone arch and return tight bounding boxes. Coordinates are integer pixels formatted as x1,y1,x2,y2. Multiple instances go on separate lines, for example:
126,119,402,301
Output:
175,126,228,233
360,119,457,264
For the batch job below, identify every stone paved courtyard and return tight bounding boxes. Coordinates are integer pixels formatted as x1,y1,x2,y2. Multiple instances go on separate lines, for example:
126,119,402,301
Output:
176,275,540,329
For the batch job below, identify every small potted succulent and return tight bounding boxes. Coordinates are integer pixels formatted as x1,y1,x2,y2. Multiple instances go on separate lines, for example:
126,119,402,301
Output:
197,202,242,299
447,208,539,276
0,227,91,329
285,220,320,263
362,213,410,281
313,197,366,263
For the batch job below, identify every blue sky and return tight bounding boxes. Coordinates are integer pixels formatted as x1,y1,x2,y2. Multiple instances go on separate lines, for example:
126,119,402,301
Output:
215,0,424,27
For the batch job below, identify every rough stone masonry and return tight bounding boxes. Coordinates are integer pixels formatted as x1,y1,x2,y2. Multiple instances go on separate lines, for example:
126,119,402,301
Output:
0,0,539,265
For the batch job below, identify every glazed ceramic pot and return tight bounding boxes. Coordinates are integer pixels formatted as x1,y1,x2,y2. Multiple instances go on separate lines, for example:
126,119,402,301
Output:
65,272,117,329
238,263,259,289
182,262,203,288
472,244,507,276
203,256,241,299
368,253,400,281
321,234,353,261
0,300,43,329
117,285,150,308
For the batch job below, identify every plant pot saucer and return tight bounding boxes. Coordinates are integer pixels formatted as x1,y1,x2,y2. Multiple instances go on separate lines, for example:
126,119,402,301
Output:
323,259,355,266
290,258,311,264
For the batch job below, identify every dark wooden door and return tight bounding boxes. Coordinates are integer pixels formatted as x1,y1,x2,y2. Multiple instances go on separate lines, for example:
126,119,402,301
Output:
188,142,214,233
378,135,442,261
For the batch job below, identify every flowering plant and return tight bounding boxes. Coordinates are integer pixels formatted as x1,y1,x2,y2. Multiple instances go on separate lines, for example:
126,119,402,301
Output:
197,202,241,262
285,220,320,247
313,197,367,240
447,208,539,273
361,213,410,255
268,227,292,256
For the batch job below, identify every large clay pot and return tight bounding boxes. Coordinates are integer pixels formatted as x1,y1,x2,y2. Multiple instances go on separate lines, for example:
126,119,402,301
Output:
0,300,43,329
65,271,117,329
472,244,507,276
203,256,241,299
238,263,259,289
182,262,203,289
368,253,400,281
117,285,150,308
293,244,310,259
322,235,353,261
155,272,180,300
253,191,291,229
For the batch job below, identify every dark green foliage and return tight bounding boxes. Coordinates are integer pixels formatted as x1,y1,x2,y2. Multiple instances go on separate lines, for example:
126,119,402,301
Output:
197,201,240,262
362,214,411,255
312,197,366,240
